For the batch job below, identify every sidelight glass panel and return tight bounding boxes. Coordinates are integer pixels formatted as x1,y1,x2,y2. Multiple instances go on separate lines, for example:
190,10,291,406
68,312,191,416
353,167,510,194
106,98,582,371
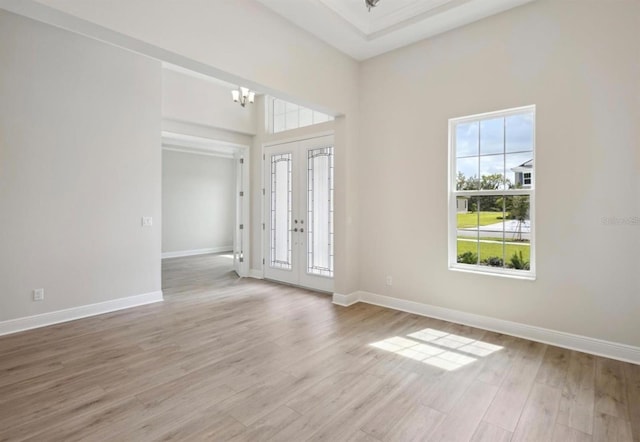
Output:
270,153,292,270
307,147,334,277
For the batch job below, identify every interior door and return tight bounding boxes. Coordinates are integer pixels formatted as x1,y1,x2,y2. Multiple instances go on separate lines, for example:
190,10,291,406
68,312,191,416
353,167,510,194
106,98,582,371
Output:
263,135,334,292
233,152,246,276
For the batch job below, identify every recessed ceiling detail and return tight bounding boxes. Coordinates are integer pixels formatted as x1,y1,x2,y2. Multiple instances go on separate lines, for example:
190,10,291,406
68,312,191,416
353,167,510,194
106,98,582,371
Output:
257,0,536,60
320,0,453,37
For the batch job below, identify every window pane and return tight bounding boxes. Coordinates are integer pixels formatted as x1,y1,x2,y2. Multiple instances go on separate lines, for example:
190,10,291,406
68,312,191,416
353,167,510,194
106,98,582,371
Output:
504,195,531,270
480,117,504,156
506,113,534,153
457,157,478,189
273,114,285,133
299,108,313,127
457,196,479,265
456,121,479,157
307,147,334,277
285,111,298,130
505,153,534,188
480,154,505,190
477,196,506,268
285,101,299,113
273,98,286,115
270,154,292,270
313,112,329,124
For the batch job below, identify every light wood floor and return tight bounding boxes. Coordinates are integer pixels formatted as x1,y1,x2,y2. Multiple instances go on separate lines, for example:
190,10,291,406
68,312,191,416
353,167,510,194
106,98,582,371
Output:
0,253,638,441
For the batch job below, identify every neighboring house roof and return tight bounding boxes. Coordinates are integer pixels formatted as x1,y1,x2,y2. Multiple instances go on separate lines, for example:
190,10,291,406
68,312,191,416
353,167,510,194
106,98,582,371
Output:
511,159,533,173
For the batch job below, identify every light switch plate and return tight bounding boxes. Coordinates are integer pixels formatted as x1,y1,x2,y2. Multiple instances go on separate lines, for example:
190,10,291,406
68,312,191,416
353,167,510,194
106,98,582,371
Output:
141,216,153,227
33,288,44,301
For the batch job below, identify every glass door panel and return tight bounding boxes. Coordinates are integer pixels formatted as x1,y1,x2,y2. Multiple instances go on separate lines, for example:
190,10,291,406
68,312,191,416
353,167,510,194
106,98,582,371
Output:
270,153,293,270
306,147,334,277
263,135,334,292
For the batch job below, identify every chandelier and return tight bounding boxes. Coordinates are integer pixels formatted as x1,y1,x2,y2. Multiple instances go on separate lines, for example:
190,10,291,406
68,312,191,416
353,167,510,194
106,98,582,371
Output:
231,87,255,108
365,0,380,12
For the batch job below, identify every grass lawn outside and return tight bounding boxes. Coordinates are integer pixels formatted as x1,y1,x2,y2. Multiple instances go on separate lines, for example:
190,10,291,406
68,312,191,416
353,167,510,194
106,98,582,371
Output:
457,211,504,228
457,239,530,263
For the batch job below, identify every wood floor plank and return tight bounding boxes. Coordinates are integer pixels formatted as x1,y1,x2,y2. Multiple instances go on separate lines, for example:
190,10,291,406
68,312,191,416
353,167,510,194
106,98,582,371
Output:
220,370,313,427
227,406,301,442
474,333,519,386
162,410,246,442
470,421,513,442
536,345,571,388
425,380,499,441
511,382,562,442
382,404,444,441
483,340,548,432
0,253,637,442
593,412,633,442
595,357,630,420
23,396,147,442
557,351,596,435
358,372,429,440
552,423,593,442
623,362,640,442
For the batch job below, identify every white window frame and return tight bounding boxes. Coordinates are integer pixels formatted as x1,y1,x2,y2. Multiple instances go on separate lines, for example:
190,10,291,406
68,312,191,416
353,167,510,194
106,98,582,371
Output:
448,105,536,279
523,172,532,186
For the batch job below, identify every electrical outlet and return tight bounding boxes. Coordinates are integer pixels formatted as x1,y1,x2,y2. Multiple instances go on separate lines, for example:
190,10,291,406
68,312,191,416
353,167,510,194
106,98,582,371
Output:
386,276,393,286
141,216,153,227
33,288,44,301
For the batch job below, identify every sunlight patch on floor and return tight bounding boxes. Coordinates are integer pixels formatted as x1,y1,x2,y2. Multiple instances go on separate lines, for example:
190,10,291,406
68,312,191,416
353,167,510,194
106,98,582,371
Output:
370,328,503,371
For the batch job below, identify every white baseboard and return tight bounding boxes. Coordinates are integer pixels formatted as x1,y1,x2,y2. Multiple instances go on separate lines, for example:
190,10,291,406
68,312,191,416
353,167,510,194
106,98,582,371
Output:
249,269,264,279
0,291,164,337
332,292,360,307
162,246,232,259
333,291,640,365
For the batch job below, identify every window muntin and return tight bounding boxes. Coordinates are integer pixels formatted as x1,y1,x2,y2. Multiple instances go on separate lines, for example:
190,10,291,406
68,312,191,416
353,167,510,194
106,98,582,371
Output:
271,97,333,133
450,106,535,277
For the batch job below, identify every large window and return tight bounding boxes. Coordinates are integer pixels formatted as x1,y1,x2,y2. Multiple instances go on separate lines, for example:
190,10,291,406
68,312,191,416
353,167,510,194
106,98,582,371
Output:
270,97,333,133
449,106,535,278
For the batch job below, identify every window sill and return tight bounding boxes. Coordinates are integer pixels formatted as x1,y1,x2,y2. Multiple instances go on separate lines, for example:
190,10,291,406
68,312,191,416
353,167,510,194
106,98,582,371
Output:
449,264,536,281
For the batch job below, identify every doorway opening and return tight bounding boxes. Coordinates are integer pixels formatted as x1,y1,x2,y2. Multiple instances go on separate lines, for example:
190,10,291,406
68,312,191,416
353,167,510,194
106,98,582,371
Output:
161,132,249,296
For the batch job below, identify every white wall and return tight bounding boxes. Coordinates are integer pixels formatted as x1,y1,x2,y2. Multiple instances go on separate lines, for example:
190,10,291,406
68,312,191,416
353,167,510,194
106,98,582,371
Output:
0,11,162,321
358,0,640,347
30,0,362,295
162,68,256,135
162,150,235,255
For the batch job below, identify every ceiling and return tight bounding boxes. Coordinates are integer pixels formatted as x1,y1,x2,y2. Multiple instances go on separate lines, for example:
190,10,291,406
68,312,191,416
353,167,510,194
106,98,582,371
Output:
257,0,536,60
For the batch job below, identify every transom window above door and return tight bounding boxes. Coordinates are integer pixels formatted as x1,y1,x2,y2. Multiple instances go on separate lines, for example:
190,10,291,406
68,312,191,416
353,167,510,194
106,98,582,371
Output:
269,97,334,133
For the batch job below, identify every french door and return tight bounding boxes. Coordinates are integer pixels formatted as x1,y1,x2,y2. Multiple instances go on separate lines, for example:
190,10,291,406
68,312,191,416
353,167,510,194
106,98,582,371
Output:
263,135,334,292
